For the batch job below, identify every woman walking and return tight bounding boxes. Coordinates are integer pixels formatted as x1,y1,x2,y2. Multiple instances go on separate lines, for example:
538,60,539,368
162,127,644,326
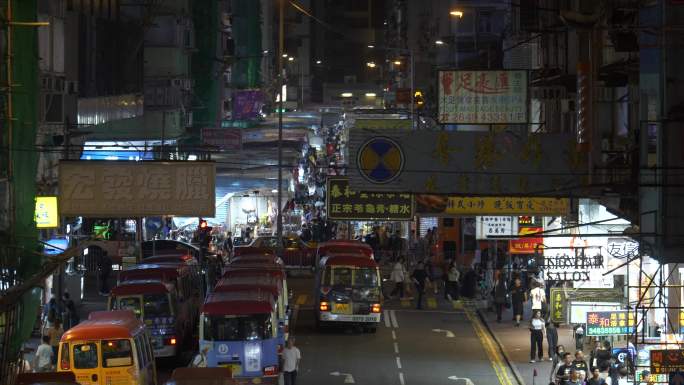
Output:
529,310,545,363
389,258,406,299
493,274,508,323
446,259,460,301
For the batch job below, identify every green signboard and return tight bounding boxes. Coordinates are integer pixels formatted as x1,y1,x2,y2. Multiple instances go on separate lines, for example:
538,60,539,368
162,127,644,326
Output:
327,177,413,221
586,311,635,336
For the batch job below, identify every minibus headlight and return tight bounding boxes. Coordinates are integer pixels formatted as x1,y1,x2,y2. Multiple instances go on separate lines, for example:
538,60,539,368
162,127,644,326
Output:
319,301,329,312
371,303,381,313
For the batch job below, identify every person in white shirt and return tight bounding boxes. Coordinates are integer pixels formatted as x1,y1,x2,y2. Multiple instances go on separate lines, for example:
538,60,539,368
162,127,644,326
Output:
529,310,545,362
529,281,546,318
282,338,302,385
33,335,53,373
389,259,406,299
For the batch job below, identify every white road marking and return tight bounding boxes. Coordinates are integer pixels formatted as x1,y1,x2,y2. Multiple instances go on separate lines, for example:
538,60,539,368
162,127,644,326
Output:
448,376,474,384
393,342,399,354
384,310,391,328
330,371,356,384
391,330,397,340
396,356,402,369
432,328,455,338
390,310,399,328
399,372,405,385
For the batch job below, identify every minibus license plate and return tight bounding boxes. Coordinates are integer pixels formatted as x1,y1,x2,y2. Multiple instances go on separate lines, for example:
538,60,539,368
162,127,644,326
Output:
334,303,351,314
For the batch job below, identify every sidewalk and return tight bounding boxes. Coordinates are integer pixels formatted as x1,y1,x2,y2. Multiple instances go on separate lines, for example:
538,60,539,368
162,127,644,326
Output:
478,303,576,385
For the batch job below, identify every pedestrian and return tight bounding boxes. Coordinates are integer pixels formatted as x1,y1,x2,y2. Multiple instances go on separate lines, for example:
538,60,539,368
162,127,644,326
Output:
510,278,526,326
550,345,566,384
62,292,78,330
556,352,575,385
33,335,53,373
493,274,508,323
547,321,559,362
282,338,301,385
605,364,628,385
587,368,606,385
98,250,113,295
529,309,545,362
411,262,430,310
529,281,546,319
566,369,585,385
446,259,460,301
573,350,589,381
389,258,406,299
594,340,612,373
390,230,402,262
46,318,63,365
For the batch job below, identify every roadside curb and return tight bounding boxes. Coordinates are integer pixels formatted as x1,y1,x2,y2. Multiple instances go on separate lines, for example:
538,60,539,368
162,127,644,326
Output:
474,307,526,385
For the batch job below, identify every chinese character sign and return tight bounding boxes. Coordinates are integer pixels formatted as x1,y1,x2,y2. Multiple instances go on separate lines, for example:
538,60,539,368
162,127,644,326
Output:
327,177,413,221
586,311,635,336
509,227,543,254
35,196,59,228
438,70,528,124
414,196,570,216
59,161,215,217
650,349,684,375
475,216,519,239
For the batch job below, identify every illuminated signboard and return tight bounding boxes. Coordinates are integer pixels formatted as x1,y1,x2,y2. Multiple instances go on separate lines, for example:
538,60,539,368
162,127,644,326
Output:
650,349,684,375
586,311,635,336
35,196,59,228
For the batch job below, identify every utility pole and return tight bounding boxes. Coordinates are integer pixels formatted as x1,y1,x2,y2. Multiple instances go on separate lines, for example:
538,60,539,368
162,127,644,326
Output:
277,0,284,244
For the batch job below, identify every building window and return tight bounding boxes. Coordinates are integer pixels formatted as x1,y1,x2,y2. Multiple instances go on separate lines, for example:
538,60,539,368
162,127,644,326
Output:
478,11,492,33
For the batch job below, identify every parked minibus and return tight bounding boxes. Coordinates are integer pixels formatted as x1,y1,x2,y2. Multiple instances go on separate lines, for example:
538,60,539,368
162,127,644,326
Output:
58,310,156,385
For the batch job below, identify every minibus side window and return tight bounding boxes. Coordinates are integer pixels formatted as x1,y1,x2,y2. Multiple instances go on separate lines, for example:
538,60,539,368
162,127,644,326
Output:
102,339,133,367
73,343,98,369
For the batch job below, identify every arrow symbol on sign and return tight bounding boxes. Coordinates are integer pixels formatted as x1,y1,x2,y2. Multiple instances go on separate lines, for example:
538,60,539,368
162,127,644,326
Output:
448,376,474,384
433,328,455,338
330,371,355,383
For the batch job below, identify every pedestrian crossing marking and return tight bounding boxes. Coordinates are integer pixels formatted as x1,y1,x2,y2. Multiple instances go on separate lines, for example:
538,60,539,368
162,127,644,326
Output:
427,298,437,309
400,299,412,308
296,294,308,306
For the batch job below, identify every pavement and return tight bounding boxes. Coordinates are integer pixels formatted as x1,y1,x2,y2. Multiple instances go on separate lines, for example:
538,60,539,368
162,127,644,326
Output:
477,302,577,385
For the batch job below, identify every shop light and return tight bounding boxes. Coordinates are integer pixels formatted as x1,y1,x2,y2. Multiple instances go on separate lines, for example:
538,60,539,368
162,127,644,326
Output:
316,60,322,64
367,44,375,48
340,92,353,98
393,60,402,65
282,53,288,58
187,154,197,161
365,93,377,97
435,40,445,45
288,57,294,62
366,62,376,68
271,189,278,193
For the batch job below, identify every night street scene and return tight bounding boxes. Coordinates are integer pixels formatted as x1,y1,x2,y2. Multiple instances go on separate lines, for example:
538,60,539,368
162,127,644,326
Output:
1,0,684,384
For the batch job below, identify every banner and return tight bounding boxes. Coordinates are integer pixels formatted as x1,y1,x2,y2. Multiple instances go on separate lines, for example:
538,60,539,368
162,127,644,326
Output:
201,128,242,150
59,161,215,217
233,90,264,120
326,177,413,221
348,129,584,195
475,216,518,240
35,196,59,228
438,70,528,124
651,350,684,375
415,195,570,215
586,311,635,336
509,227,543,254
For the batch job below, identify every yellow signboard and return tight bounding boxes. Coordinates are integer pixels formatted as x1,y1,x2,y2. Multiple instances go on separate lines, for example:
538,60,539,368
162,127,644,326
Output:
416,195,569,215
35,196,59,228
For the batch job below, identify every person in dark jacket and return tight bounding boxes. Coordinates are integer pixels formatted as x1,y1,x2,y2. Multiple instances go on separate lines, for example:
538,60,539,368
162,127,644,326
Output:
510,277,526,326
547,321,559,362
411,262,430,310
493,275,508,322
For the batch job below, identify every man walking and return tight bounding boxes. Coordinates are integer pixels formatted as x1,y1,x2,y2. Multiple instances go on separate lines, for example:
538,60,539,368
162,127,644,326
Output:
411,262,430,310
97,251,113,295
282,338,301,385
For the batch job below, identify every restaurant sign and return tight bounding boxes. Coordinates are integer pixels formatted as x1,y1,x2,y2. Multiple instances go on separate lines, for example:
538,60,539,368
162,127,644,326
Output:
509,227,543,254
651,349,684,375
415,196,570,216
476,216,519,240
438,70,528,124
326,177,413,221
586,311,635,336
59,161,215,217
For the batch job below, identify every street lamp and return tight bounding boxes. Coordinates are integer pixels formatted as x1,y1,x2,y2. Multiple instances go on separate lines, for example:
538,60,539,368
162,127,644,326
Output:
450,10,463,18
288,57,294,62
435,40,445,45
366,62,377,68
367,44,415,127
393,60,402,65
316,60,322,64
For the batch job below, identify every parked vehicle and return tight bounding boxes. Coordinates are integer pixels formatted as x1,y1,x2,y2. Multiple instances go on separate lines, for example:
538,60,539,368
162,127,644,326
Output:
57,310,157,385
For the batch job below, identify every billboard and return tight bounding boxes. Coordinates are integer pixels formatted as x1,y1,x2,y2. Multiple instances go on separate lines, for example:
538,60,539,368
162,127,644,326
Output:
326,177,413,221
509,227,543,254
415,195,569,216
59,161,215,217
233,90,264,120
475,216,519,240
438,70,528,124
35,196,59,228
586,310,635,336
349,129,583,195
201,128,242,150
